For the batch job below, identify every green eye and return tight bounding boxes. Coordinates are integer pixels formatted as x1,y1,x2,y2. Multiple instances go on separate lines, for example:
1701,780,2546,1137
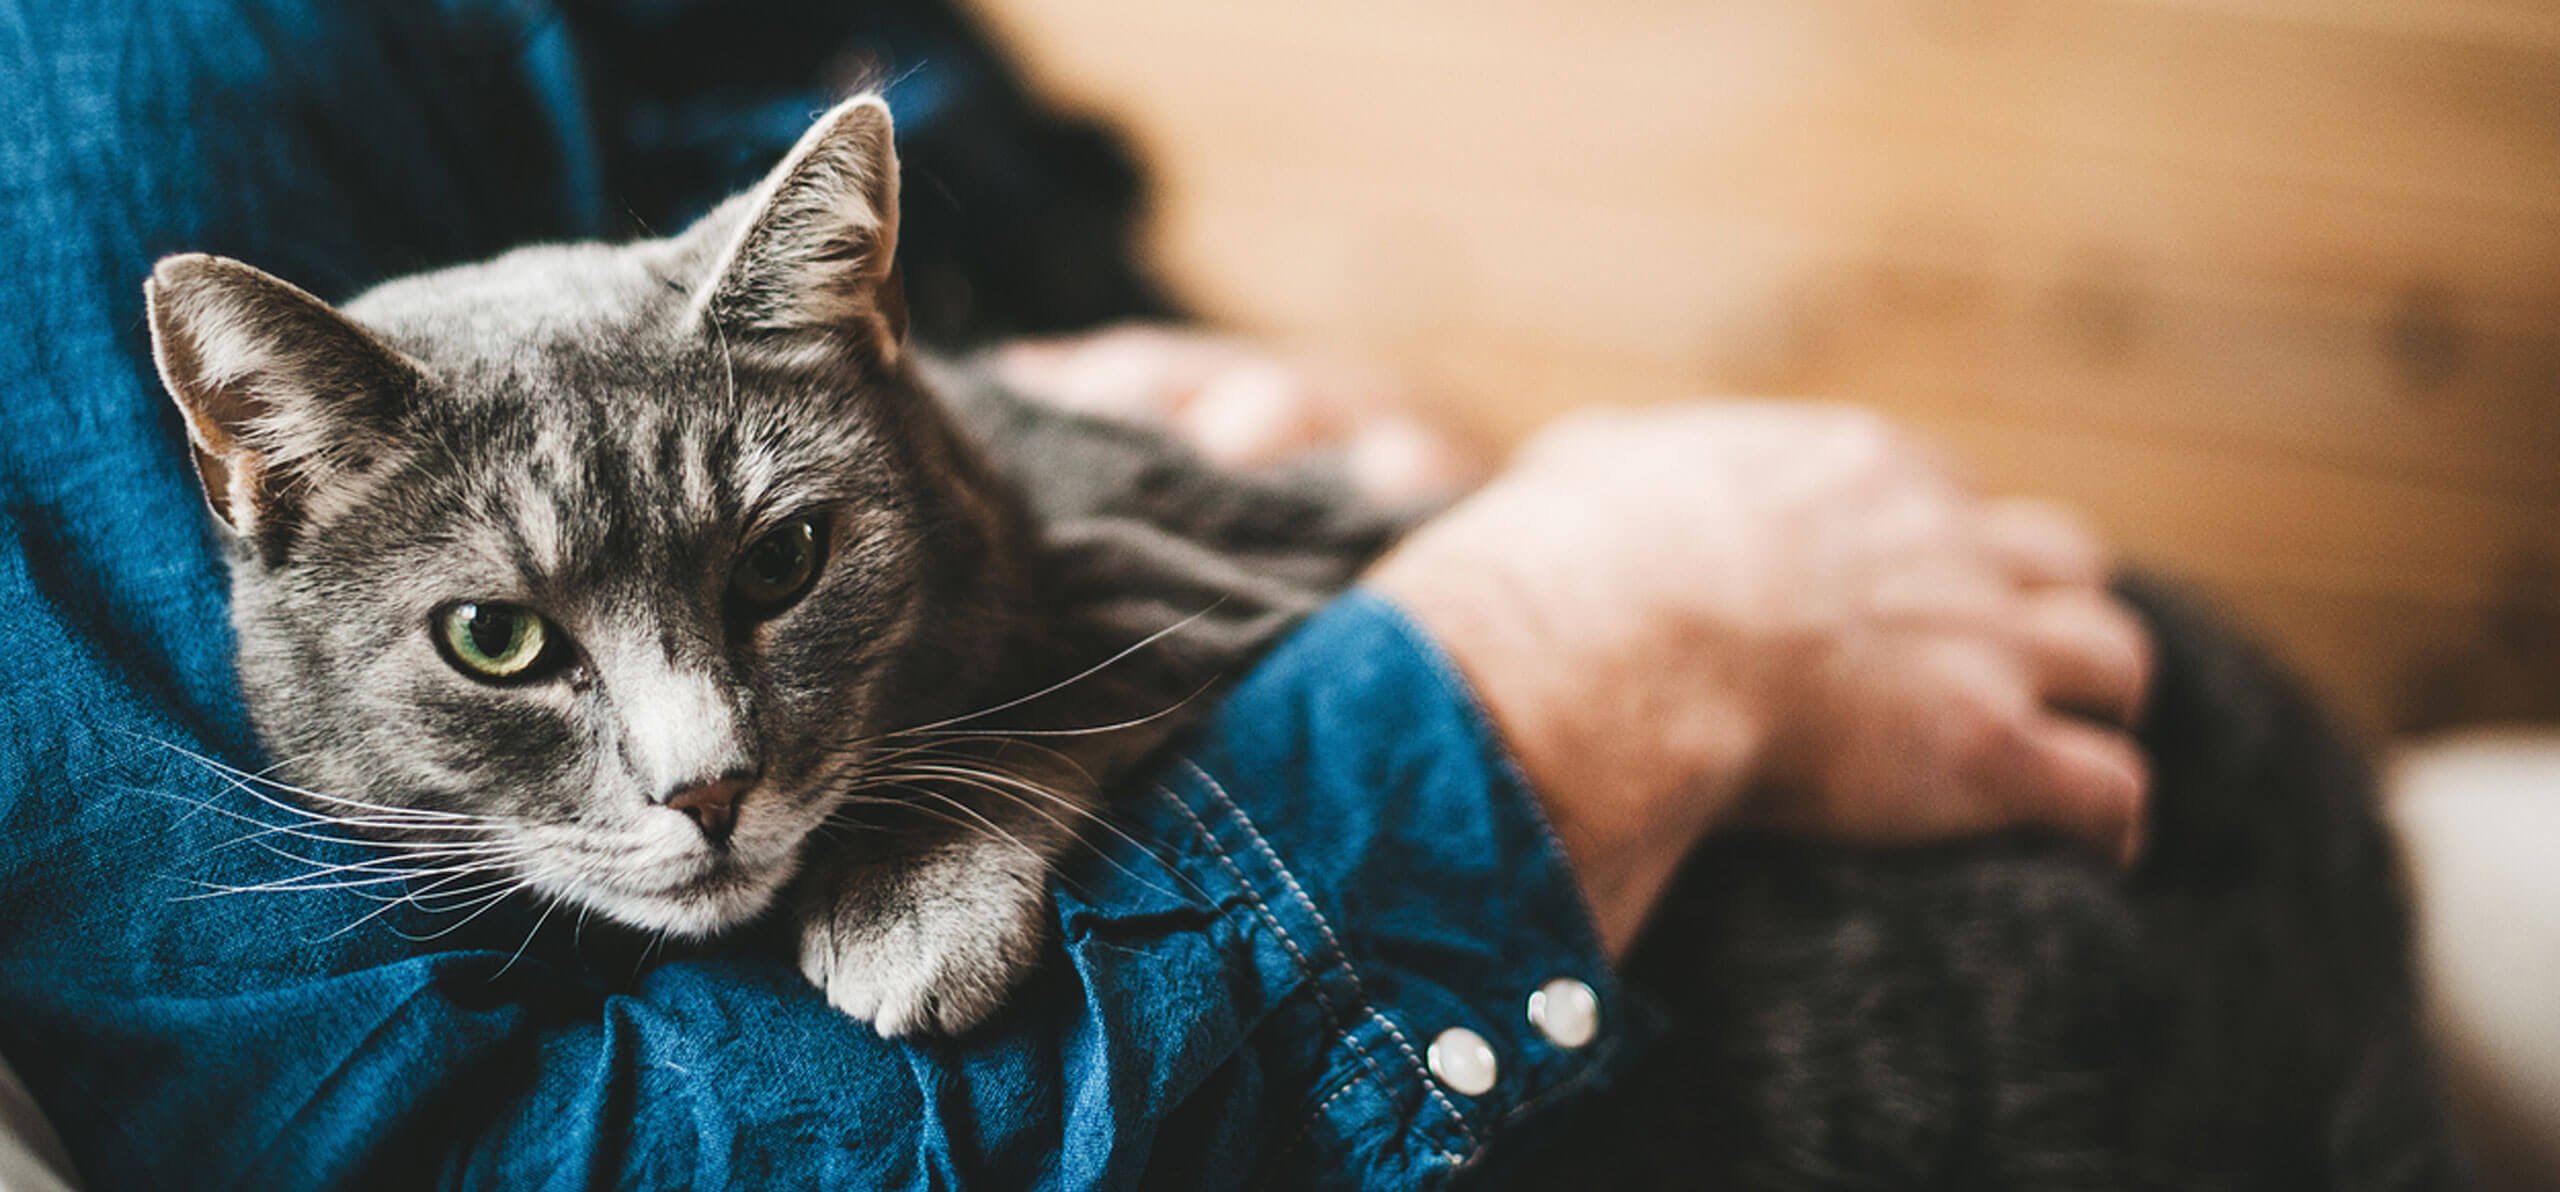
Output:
437,602,553,680
732,517,822,614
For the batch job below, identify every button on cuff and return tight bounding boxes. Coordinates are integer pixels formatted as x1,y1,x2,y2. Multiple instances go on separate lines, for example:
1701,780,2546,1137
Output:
1427,1027,1500,1096
1527,977,1601,1049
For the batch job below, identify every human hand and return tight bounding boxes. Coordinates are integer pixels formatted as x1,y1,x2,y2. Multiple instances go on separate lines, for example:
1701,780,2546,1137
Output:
1365,403,2152,958
992,323,1488,505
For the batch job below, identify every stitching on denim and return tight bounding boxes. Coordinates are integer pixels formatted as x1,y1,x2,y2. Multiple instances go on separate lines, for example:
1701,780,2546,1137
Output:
1152,782,1407,1133
1181,758,1483,1151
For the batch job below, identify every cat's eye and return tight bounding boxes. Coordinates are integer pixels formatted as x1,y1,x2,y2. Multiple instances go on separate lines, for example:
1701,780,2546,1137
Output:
731,517,823,615
435,602,557,681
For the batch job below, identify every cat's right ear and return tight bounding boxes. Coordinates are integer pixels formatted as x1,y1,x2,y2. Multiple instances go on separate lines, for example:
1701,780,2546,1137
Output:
683,94,905,363
144,254,425,540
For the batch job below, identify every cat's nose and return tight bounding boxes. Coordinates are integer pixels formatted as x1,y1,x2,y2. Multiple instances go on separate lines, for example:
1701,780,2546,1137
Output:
660,771,755,846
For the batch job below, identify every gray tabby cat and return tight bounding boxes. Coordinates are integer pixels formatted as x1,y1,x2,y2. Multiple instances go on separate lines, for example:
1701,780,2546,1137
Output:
143,95,1386,1037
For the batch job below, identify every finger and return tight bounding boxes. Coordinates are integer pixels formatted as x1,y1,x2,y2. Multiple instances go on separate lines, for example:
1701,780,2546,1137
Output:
1896,431,1981,497
1344,414,1492,505
1172,361,1337,467
2016,590,2154,725
1981,715,2150,868
990,325,1234,421
1977,498,2109,588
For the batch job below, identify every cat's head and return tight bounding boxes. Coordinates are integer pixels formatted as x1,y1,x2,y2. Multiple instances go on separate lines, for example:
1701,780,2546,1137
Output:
144,96,1030,935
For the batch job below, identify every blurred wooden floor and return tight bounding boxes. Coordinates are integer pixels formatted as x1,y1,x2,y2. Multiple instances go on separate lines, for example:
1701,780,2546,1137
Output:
969,0,2560,733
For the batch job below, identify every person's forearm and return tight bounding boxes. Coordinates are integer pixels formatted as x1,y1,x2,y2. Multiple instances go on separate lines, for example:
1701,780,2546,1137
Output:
1364,554,1761,958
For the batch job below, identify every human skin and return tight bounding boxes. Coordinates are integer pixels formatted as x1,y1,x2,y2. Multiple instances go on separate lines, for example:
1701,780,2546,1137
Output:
994,324,1489,506
1366,405,2152,957
999,332,2154,960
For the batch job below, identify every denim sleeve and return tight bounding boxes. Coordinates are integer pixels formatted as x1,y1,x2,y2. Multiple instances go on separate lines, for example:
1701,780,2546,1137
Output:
1088,591,1633,1185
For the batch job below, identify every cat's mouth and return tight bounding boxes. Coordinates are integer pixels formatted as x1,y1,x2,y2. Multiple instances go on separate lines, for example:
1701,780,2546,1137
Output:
536,845,798,938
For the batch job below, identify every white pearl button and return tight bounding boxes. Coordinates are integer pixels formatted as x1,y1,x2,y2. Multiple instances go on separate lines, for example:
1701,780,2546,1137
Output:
1426,1026,1499,1096
1527,977,1601,1049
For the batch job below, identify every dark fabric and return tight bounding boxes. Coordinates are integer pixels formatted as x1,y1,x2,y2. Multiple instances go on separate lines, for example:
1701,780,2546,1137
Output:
557,0,1177,341
0,3,1619,1187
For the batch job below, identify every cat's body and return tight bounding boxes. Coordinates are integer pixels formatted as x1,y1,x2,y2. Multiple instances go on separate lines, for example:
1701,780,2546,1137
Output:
141,96,1306,1034
146,96,2465,1185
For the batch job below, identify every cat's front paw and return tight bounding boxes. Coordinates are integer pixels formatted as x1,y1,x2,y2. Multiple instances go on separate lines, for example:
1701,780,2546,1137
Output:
796,868,1049,1038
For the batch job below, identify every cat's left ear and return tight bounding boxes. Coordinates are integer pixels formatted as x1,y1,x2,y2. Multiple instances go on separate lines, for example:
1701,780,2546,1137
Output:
143,254,427,540
689,94,906,360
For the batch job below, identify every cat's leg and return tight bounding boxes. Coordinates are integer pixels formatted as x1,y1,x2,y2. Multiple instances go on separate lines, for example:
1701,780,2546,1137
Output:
793,823,1063,1038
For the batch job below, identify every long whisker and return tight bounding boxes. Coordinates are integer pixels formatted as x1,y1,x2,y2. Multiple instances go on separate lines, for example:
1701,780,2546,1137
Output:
123,732,498,825
126,785,505,858
176,850,524,899
165,752,311,829
899,770,1190,905
872,761,1209,905
305,871,466,942
851,732,1098,790
409,871,532,916
869,604,1219,743
158,766,506,849
491,895,564,981
239,837,531,885
313,868,503,942
389,877,535,943
898,679,1214,743
878,785,1047,865
831,791,1005,846
181,866,475,899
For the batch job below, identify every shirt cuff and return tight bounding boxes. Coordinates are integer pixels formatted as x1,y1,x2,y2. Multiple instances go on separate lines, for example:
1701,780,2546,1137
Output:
1151,587,1634,1184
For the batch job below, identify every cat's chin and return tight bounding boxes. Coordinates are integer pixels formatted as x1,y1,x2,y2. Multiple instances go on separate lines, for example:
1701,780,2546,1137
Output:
541,854,798,939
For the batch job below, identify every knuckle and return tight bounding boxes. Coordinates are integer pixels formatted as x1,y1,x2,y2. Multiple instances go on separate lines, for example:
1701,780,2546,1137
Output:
2089,599,2157,693
1945,681,2034,773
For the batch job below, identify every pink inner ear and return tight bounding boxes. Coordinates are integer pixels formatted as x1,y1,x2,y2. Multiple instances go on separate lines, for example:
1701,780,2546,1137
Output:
148,280,244,456
145,255,430,541
187,444,241,532
878,259,910,347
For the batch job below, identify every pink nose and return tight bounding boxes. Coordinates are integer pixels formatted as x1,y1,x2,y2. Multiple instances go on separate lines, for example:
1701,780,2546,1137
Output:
661,773,753,846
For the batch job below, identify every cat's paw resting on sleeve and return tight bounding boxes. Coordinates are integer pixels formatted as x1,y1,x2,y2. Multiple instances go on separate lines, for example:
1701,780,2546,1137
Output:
794,838,1054,1037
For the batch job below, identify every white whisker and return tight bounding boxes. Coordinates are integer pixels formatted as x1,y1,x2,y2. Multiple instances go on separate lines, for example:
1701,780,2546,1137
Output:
872,761,1208,905
389,877,535,943
492,895,564,980
123,732,498,825
872,604,1218,743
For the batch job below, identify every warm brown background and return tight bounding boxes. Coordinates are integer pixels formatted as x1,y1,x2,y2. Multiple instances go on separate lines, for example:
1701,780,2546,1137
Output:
969,0,2560,735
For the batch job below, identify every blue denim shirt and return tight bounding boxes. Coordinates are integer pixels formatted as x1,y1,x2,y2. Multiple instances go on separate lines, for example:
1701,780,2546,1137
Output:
0,2,1624,1185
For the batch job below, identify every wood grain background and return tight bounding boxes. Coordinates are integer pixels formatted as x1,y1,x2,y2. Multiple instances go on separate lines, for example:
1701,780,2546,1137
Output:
968,0,2560,734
